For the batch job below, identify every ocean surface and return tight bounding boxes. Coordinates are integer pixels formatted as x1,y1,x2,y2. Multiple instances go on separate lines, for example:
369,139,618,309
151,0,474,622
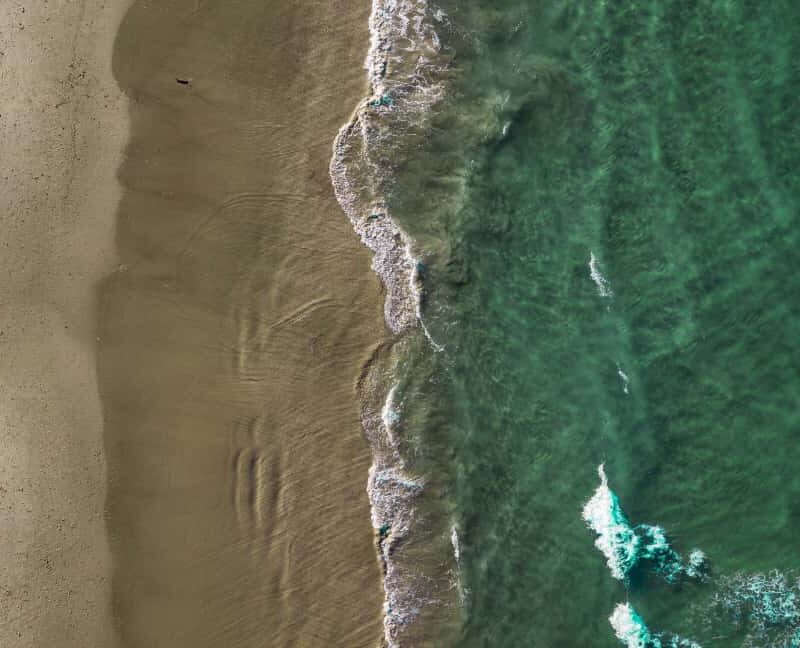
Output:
336,1,800,646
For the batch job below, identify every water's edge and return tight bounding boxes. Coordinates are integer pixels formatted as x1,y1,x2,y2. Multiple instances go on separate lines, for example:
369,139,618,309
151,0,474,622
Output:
329,1,457,645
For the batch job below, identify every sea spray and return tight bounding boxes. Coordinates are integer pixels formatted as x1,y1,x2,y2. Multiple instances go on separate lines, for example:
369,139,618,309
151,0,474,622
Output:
610,603,702,648
583,465,708,583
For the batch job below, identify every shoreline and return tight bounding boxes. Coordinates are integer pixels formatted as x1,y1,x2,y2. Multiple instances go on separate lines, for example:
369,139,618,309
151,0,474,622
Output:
330,1,465,644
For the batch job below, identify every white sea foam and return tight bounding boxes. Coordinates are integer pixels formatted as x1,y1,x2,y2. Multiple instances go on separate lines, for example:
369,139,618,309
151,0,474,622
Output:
583,464,708,583
407,242,445,351
685,549,707,580
449,523,468,606
330,1,446,335
329,0,452,644
711,570,800,647
610,603,654,648
381,384,400,424
589,251,613,297
450,524,461,564
617,363,630,394
582,464,640,580
368,456,430,641
610,603,702,648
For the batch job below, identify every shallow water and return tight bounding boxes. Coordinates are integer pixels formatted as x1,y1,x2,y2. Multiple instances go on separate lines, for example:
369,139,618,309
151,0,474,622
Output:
371,0,800,645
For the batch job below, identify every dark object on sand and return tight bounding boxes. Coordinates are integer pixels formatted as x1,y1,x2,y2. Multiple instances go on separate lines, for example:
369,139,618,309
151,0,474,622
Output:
175,77,191,85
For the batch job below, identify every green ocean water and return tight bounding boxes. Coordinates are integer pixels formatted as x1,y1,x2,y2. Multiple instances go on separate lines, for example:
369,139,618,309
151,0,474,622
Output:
387,1,800,645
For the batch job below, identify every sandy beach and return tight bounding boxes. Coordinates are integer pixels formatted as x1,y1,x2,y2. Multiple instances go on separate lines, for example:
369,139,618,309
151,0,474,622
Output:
0,0,128,645
2,0,386,646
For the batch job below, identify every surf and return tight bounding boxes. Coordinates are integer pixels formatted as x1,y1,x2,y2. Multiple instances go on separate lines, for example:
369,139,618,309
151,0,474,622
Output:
583,465,708,584
610,602,702,648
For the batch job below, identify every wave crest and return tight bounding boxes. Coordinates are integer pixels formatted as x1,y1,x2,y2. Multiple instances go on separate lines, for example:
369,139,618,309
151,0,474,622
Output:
583,465,708,583
610,603,702,648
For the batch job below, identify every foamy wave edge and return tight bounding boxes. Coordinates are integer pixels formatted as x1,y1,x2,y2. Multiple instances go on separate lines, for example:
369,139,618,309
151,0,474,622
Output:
328,1,451,646
330,0,447,335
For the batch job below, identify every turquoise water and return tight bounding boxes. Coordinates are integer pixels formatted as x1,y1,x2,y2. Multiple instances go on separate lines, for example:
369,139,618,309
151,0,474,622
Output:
380,1,800,645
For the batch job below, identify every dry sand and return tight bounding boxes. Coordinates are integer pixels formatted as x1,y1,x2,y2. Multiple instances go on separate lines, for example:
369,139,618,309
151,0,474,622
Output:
0,0,129,645
2,0,386,646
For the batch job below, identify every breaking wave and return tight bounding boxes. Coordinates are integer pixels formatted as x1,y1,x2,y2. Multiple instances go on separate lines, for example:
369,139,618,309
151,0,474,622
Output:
610,602,702,648
582,464,708,584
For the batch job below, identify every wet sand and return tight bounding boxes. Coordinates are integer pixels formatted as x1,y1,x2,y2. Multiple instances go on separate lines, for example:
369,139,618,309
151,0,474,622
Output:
0,0,128,645
99,1,385,647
